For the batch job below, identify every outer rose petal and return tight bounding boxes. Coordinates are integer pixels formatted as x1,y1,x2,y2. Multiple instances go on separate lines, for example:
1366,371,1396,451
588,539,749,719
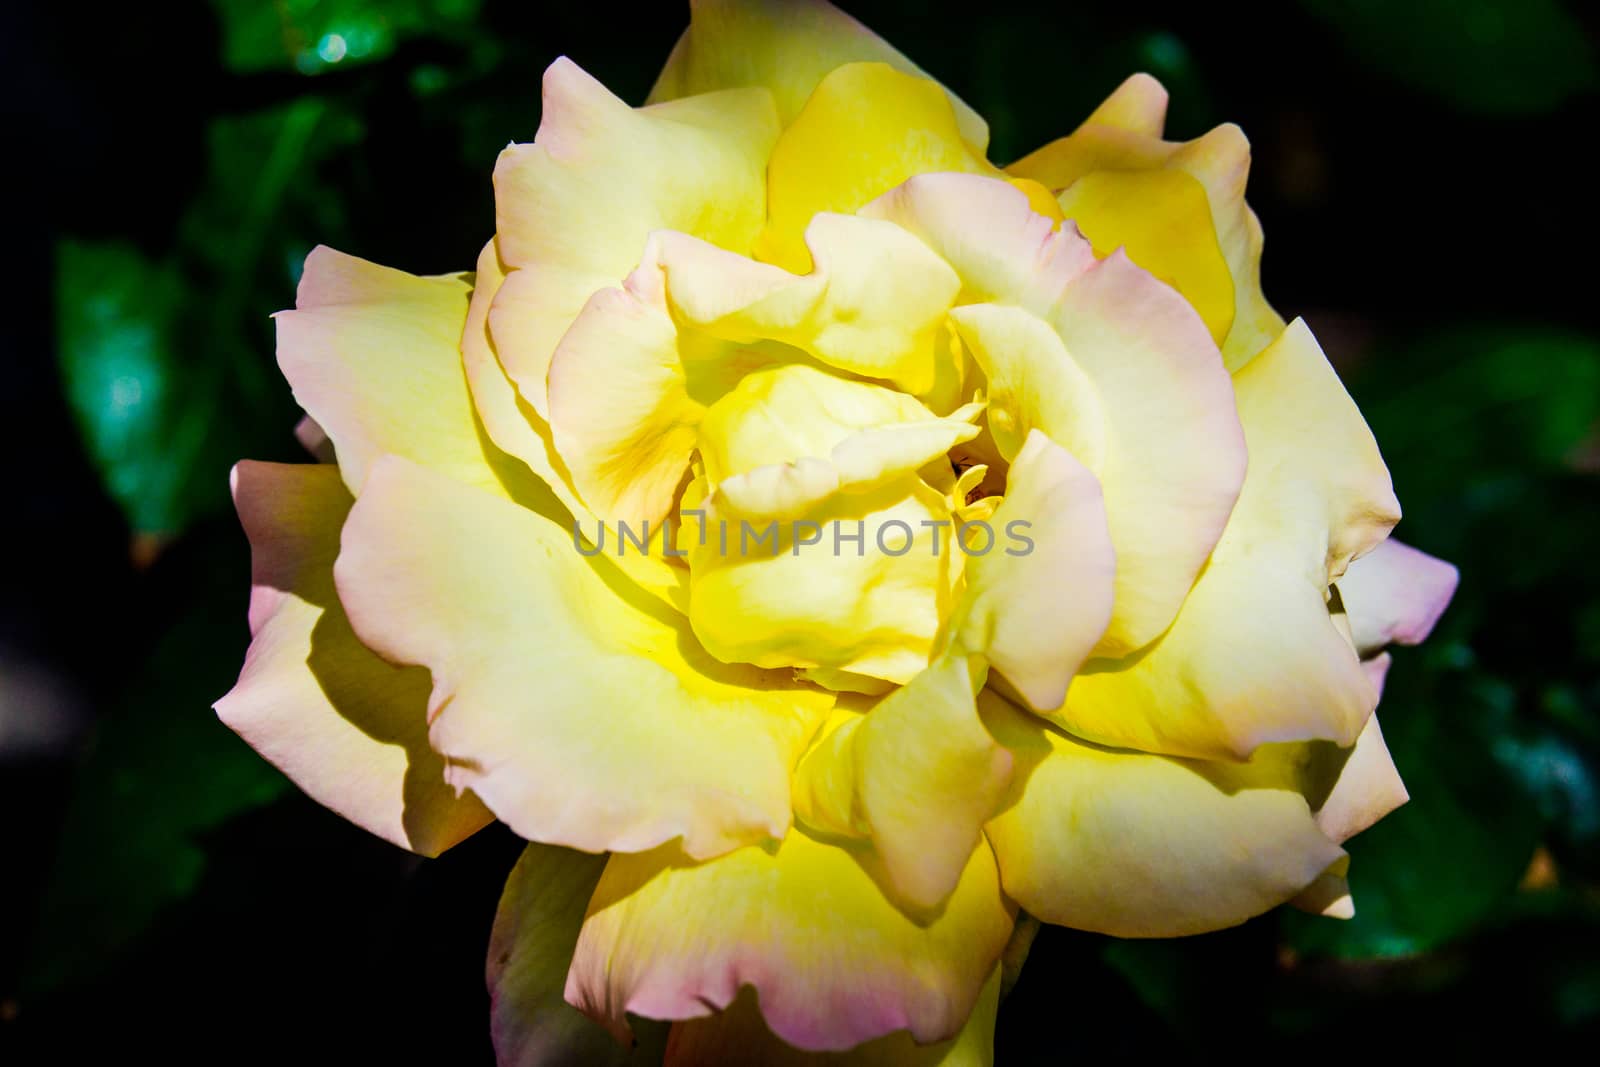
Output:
1310,711,1409,845
649,0,989,150
1337,538,1461,656
982,697,1344,937
274,247,543,505
215,462,490,855
756,63,996,272
1081,72,1169,136
1054,168,1236,345
334,456,832,861
488,845,637,1067
1044,318,1400,760
663,966,1001,1066
1009,106,1283,368
492,58,779,418
877,174,1246,655
1292,856,1356,920
566,829,1014,1053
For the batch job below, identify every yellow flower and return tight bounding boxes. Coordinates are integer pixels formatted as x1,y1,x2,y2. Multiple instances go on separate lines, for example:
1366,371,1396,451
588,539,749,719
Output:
216,1,1459,1061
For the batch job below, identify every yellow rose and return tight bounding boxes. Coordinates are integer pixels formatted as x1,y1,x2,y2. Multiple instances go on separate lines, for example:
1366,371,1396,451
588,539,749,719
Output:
216,1,1459,1060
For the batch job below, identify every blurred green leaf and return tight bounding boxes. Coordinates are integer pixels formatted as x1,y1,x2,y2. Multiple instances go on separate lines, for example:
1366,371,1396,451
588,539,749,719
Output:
59,97,359,536
26,549,289,991
1351,327,1600,534
210,0,482,74
1298,0,1597,115
56,242,199,534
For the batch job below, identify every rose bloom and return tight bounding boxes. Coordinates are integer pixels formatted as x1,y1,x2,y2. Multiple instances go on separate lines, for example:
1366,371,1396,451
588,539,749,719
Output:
216,1,1459,1061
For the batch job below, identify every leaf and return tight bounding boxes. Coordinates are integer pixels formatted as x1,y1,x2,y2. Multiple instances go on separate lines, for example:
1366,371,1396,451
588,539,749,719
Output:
58,98,360,537
1297,0,1597,116
209,0,484,74
56,241,198,535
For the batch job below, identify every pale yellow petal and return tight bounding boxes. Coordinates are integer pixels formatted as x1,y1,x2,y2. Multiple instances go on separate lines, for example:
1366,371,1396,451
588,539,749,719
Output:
566,829,1013,1052
214,462,490,856
333,456,831,860
649,0,989,150
873,174,1245,656
1009,121,1284,368
795,655,1012,914
274,246,543,505
1048,318,1397,759
492,57,779,417
953,429,1115,712
983,697,1344,937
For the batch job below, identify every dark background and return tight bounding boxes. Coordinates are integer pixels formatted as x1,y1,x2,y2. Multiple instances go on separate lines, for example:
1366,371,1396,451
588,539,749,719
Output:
3,0,1598,1062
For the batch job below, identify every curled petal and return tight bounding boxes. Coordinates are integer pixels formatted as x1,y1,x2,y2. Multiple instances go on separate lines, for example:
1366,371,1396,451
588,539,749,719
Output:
1079,72,1169,136
566,829,1014,1052
334,457,831,860
650,0,989,150
492,57,778,417
462,238,689,612
794,655,1012,914
215,462,490,855
880,174,1245,655
954,429,1115,712
1338,538,1460,656
547,217,962,527
1311,712,1409,845
1009,117,1283,368
274,247,543,504
982,697,1344,937
1050,318,1397,759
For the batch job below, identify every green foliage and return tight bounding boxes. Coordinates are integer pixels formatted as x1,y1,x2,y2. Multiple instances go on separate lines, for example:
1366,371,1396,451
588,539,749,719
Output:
211,0,483,74
56,99,358,534
1299,0,1597,115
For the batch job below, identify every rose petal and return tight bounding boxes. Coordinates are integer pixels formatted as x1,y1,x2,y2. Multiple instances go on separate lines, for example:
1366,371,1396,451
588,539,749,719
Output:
1337,538,1461,656
274,246,546,506
756,62,995,272
1009,117,1283,368
794,655,1012,913
982,696,1344,937
649,0,989,150
663,966,1000,1066
214,461,490,855
1050,317,1398,759
1080,72,1169,136
954,429,1115,712
1055,168,1236,344
334,456,831,860
881,174,1245,656
1311,712,1409,845
488,844,633,1067
566,829,1013,1052
492,57,779,418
